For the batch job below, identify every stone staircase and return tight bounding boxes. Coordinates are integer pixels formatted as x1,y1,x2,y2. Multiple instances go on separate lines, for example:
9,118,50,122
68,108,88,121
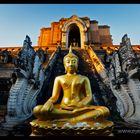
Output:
0,47,139,136
37,48,119,117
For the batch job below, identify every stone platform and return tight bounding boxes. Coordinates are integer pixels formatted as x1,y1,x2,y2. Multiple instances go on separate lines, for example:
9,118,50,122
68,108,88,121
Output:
30,119,114,136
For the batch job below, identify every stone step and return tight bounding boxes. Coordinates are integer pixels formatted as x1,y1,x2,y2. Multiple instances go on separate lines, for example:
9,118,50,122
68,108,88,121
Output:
2,121,19,131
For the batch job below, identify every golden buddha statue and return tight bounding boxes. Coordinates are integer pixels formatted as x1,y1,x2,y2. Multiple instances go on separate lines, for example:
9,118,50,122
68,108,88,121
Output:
30,46,113,136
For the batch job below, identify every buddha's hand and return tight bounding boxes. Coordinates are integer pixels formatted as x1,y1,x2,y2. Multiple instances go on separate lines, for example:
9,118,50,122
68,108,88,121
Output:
75,102,84,108
41,99,54,112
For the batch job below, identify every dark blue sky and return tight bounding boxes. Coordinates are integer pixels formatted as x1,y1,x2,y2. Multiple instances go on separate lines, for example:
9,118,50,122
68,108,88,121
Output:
0,4,140,47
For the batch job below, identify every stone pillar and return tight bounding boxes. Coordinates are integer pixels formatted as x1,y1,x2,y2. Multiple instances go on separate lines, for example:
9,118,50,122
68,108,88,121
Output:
80,31,85,49
99,25,112,45
89,20,100,44
61,32,66,47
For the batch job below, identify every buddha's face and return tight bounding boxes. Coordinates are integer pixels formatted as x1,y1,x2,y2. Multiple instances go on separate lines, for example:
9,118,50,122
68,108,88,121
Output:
64,56,78,74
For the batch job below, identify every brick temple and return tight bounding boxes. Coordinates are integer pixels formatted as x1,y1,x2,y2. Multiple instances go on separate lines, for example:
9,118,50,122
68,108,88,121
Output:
0,15,140,55
0,15,140,136
38,15,112,49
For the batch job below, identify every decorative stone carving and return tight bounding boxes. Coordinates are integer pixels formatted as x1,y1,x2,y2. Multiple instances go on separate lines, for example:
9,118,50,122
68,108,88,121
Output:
15,35,35,76
109,34,140,123
3,36,46,129
61,15,88,48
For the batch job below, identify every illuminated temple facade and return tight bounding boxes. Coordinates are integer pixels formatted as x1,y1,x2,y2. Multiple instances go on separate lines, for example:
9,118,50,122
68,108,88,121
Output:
38,15,112,49
0,15,140,54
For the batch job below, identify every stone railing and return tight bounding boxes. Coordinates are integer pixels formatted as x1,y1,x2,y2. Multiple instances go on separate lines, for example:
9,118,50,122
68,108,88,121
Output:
44,46,61,80
85,45,109,85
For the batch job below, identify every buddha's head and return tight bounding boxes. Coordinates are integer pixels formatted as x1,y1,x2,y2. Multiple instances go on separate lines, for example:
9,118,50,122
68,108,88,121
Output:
63,46,79,74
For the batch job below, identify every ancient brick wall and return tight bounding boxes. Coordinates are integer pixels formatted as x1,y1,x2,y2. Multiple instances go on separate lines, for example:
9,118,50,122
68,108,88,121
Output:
99,26,112,45
38,28,51,46
38,16,113,49
50,22,61,45
89,20,100,44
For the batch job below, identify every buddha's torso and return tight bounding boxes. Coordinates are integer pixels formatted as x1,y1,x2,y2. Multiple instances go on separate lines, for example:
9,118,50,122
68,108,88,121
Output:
58,74,86,110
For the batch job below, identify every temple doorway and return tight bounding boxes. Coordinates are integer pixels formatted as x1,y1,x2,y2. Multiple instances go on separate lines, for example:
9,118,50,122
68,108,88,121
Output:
68,24,81,48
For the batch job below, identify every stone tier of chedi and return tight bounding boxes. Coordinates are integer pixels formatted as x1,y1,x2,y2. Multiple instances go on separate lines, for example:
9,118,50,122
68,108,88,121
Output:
38,15,112,49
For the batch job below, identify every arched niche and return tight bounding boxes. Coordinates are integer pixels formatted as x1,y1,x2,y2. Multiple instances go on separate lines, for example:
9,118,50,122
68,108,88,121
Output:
61,16,88,48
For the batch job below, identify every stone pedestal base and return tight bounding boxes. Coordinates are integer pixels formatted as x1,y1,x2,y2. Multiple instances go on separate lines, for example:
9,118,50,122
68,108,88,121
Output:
30,119,114,136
